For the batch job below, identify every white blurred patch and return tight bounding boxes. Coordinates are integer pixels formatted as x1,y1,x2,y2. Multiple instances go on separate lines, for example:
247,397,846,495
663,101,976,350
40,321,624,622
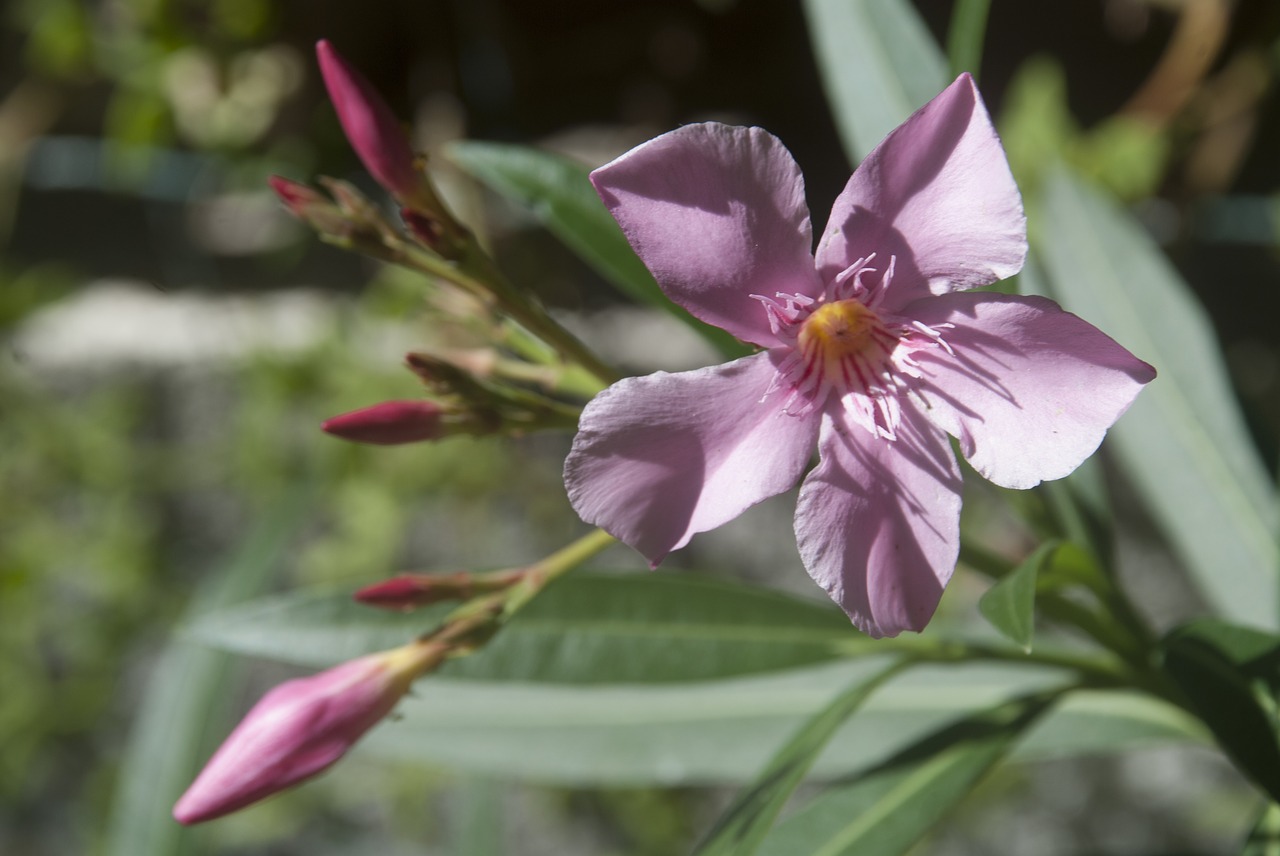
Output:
9,280,337,370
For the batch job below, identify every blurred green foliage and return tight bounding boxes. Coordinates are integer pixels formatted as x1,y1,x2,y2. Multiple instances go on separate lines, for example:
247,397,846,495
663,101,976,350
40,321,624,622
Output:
1,0,1277,853
1000,56,1170,202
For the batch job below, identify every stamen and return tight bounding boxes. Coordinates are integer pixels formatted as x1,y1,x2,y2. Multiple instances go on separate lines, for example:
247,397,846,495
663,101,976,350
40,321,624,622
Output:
753,251,957,440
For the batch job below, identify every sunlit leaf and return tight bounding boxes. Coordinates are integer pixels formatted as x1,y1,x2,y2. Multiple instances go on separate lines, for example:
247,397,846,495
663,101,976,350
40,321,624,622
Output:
1039,170,1279,628
979,541,1057,651
802,0,948,164
753,691,1058,856
360,663,1203,785
188,572,859,684
695,661,909,856
447,141,748,358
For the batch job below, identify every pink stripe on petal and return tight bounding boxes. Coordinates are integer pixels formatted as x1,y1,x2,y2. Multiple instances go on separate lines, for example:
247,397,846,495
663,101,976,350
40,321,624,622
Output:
909,292,1156,490
816,74,1026,310
565,352,819,564
591,123,823,348
795,408,962,638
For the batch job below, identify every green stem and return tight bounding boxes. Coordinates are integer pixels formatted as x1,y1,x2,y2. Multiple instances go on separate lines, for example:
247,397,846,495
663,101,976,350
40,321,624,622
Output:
344,231,620,385
833,635,1131,689
507,528,618,614
489,357,606,400
428,243,619,385
439,529,618,629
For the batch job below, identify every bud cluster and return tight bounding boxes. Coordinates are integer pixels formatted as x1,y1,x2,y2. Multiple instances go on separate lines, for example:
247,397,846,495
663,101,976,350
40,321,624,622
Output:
176,38,622,829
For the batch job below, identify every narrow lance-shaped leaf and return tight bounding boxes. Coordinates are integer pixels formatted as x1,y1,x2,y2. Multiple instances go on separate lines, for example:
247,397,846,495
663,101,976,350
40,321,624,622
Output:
753,690,1062,856
802,0,948,164
945,0,992,82
1159,618,1280,802
358,663,1203,786
187,573,860,685
446,141,748,358
1039,170,1279,628
103,488,312,856
979,540,1058,652
695,660,911,856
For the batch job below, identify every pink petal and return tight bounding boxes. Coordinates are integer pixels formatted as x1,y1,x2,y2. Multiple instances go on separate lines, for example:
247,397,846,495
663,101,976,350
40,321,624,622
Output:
591,123,823,347
795,407,962,637
815,74,1026,311
565,352,819,564
909,292,1156,490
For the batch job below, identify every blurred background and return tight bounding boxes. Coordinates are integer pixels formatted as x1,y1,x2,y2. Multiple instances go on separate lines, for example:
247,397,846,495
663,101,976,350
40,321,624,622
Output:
1,1,1277,854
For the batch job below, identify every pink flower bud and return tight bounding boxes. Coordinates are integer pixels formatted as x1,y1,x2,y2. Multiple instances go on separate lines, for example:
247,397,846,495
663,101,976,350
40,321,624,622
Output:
173,643,443,824
354,574,452,610
267,175,350,236
316,40,427,207
321,400,444,445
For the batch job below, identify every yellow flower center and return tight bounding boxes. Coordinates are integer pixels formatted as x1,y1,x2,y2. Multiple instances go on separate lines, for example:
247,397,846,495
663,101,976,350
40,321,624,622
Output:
798,299,881,366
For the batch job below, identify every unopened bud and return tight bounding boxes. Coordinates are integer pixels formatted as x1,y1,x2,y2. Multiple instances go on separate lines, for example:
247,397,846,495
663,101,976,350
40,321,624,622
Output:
322,400,444,445
354,569,524,611
316,40,434,211
401,207,445,248
268,175,349,236
355,573,472,610
173,642,444,824
404,352,485,396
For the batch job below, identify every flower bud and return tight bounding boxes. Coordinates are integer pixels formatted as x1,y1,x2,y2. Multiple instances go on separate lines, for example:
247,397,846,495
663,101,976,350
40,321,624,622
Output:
316,40,433,210
354,569,524,611
173,643,443,824
355,573,469,610
321,400,444,445
268,175,350,237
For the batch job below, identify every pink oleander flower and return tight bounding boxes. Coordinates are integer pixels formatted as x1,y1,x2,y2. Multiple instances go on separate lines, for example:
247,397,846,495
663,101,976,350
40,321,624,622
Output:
316,39,432,210
173,643,442,824
564,74,1155,637
322,399,446,445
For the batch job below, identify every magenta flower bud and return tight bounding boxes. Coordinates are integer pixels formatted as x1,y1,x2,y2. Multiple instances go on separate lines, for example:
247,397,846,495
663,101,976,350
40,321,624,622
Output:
354,574,454,610
173,643,443,824
321,400,444,445
267,174,350,235
316,40,430,208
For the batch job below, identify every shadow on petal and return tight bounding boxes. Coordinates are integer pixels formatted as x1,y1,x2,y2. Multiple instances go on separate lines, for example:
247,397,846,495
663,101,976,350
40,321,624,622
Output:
796,408,962,637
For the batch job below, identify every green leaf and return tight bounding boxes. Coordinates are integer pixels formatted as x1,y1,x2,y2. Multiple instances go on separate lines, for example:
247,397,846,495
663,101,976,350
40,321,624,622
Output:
695,661,909,856
446,141,748,358
1243,802,1280,856
1160,618,1280,801
753,691,1058,856
1039,170,1280,628
359,663,1203,785
802,0,948,164
979,541,1057,651
945,0,992,81
188,572,859,684
102,489,312,856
